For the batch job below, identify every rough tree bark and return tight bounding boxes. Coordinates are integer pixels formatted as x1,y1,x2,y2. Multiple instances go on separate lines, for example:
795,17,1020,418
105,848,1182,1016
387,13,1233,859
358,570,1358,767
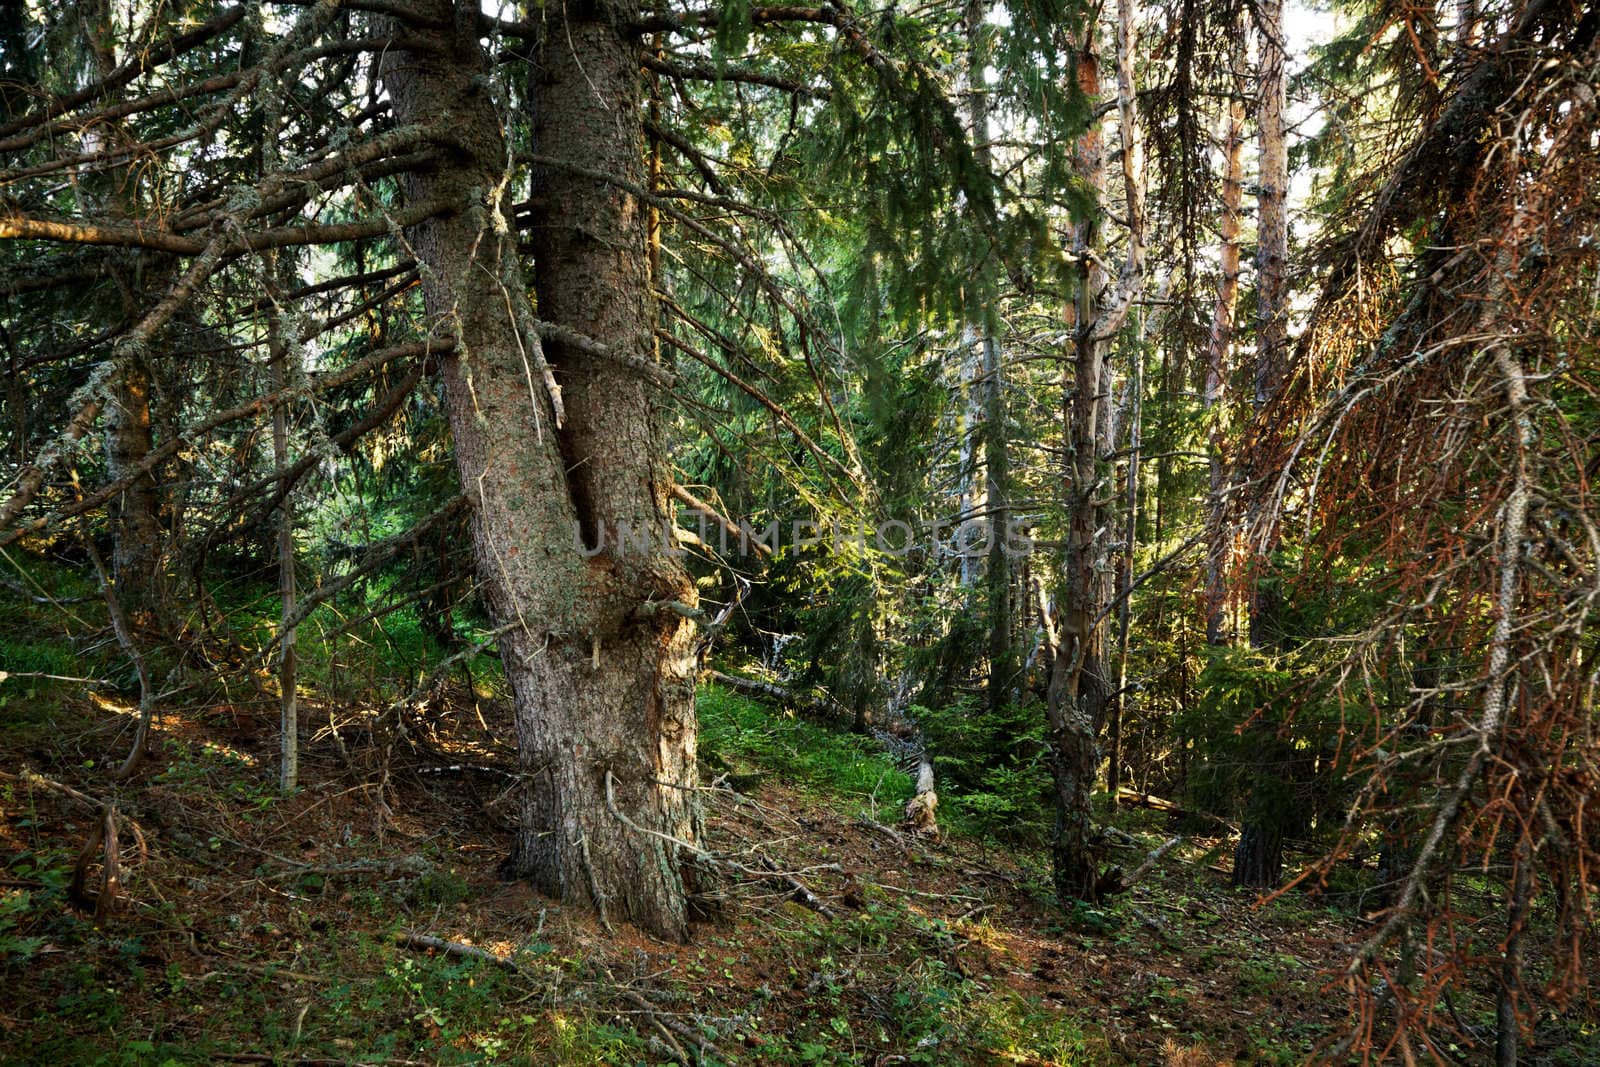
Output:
1047,0,1144,902
1048,24,1108,904
1107,336,1141,796
385,0,701,941
104,356,165,618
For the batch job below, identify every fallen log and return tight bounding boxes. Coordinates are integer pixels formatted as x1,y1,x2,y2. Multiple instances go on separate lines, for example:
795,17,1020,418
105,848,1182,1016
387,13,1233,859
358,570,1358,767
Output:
1115,787,1235,830
707,670,847,722
902,755,939,839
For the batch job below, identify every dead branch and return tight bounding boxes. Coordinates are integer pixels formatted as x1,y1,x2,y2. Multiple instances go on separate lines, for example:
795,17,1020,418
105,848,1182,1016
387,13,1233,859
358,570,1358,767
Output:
68,803,121,921
754,855,836,917
1,337,453,546
673,486,773,558
1115,788,1234,830
395,931,523,971
707,670,845,721
619,989,727,1064
1115,834,1185,893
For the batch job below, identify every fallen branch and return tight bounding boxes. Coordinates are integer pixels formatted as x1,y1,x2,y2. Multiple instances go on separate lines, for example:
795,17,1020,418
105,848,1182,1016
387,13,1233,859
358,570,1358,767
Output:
857,817,908,845
265,856,434,881
707,670,845,722
755,855,836,917
214,1054,426,1066
395,931,522,971
5,768,103,807
1128,902,1179,944
620,989,726,1065
602,770,838,921
1116,834,1184,893
985,1050,1066,1067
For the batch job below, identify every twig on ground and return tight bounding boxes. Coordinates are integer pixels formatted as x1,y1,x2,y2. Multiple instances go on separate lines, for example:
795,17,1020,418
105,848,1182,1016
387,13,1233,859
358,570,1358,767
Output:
620,989,726,1065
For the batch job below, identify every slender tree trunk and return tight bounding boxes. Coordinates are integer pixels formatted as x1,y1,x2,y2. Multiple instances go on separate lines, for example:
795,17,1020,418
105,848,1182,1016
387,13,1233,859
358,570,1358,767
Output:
1047,0,1143,901
267,261,299,794
955,334,984,588
1234,0,1291,890
1048,27,1108,902
1108,347,1140,795
1251,0,1289,428
966,0,1014,712
982,333,1013,711
386,0,701,941
1496,833,1534,1065
259,55,300,795
1203,25,1245,648
270,348,298,793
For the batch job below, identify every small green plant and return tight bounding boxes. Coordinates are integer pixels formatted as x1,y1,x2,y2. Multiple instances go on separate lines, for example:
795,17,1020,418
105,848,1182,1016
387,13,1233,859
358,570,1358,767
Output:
1,847,71,967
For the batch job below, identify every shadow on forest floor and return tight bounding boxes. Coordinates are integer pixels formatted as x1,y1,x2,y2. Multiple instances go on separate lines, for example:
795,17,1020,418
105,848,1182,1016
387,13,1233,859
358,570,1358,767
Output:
1,678,1592,1065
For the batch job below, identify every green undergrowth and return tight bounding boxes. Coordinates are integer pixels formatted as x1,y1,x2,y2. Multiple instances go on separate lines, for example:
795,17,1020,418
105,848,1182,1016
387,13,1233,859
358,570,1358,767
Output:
698,683,915,820
10,568,1587,1063
738,897,1105,1065
697,679,1051,844
0,679,1108,1067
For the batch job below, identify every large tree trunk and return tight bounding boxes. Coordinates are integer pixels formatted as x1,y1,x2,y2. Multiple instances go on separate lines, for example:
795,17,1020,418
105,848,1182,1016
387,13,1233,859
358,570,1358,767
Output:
1232,822,1283,888
386,0,700,941
1233,0,1290,891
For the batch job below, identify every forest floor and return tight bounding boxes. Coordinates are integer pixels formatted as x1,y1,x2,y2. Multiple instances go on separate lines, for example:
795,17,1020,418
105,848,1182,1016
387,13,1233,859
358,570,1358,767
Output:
0,677,1592,1066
